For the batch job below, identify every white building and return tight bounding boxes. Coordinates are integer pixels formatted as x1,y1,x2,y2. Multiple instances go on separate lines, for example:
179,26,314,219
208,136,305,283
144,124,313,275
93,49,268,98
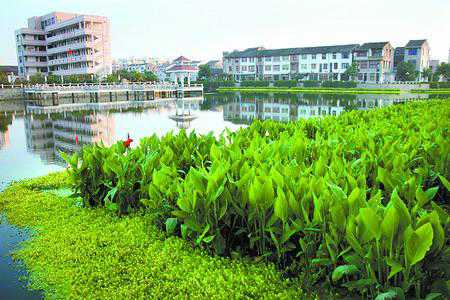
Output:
15,12,111,78
165,56,199,84
223,44,359,81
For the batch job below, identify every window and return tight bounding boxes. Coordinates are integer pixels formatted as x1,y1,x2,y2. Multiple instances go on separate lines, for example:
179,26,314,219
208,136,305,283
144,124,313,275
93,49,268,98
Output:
369,74,376,81
369,61,379,69
332,53,337,59
249,66,255,72
357,51,367,57
273,56,281,62
241,57,247,62
408,59,417,65
235,66,240,72
311,63,316,69
282,64,289,70
249,57,255,62
282,56,289,61
265,107,271,112
359,62,368,69
228,66,232,72
265,57,272,62
235,59,239,63
342,52,349,59
342,63,349,69
265,65,272,71
281,107,289,113
273,65,280,71
334,63,338,69
273,107,280,113
323,63,328,69
241,66,247,71
301,54,307,59
408,48,418,55
311,54,316,59
301,64,307,69
322,54,326,59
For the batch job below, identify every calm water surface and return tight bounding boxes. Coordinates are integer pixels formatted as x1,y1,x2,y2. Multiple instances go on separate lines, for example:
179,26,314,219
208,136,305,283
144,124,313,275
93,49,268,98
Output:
0,91,435,298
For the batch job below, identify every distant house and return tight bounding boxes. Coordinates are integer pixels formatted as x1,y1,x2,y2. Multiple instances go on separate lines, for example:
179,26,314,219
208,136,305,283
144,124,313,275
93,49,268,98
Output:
354,42,394,83
429,60,440,72
165,56,199,84
206,60,224,78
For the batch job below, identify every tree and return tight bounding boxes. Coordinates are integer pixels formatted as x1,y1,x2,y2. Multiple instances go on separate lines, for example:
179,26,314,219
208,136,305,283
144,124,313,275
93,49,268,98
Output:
343,62,359,81
198,64,212,80
142,71,158,82
47,74,62,84
396,62,418,81
0,72,9,84
436,62,450,80
29,73,46,84
421,67,433,82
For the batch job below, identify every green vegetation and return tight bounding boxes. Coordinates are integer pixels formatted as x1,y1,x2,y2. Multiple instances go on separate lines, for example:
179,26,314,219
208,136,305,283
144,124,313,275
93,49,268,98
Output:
411,89,450,94
60,100,449,298
396,62,419,81
217,86,401,94
0,174,302,299
105,70,158,83
429,82,450,89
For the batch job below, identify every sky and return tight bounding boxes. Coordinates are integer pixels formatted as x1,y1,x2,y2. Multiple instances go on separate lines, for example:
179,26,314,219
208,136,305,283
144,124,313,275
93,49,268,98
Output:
1,0,449,64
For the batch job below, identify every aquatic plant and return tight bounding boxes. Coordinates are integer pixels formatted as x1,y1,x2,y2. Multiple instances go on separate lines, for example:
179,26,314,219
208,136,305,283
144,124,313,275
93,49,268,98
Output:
63,99,450,298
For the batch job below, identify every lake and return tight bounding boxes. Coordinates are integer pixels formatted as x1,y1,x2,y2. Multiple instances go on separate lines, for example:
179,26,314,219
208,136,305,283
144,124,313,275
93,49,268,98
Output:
0,91,441,299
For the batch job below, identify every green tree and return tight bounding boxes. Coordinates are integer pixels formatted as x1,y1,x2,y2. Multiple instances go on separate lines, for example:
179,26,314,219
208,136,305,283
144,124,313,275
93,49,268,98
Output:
29,73,46,84
343,62,359,81
421,67,433,82
47,74,62,84
143,71,158,82
198,64,212,80
0,72,9,84
396,62,418,81
435,62,450,80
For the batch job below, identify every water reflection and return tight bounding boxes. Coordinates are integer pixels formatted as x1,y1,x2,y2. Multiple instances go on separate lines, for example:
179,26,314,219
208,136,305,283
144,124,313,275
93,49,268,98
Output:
216,92,429,123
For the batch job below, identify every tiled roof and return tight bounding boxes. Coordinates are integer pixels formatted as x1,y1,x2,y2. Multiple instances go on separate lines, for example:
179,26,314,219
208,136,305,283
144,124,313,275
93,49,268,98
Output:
0,65,18,74
166,65,198,72
224,44,359,58
405,39,427,48
173,56,191,62
357,42,390,50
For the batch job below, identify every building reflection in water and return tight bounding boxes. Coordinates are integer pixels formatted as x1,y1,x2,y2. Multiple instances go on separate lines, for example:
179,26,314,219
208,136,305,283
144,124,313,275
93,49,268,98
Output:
24,112,115,165
221,92,419,123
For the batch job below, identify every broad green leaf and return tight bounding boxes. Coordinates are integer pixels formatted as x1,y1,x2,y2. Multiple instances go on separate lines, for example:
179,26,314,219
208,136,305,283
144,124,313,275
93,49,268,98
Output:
375,288,405,300
386,258,403,280
404,223,434,267
359,207,382,241
438,175,450,191
274,187,288,222
332,264,358,283
165,218,177,235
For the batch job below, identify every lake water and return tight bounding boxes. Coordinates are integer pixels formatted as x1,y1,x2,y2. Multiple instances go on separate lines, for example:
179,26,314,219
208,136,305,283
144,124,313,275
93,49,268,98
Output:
0,91,441,299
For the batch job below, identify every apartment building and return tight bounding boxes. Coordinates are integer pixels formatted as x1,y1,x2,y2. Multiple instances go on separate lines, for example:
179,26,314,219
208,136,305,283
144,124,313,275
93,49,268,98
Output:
15,12,111,78
223,44,358,81
353,42,394,83
403,40,430,73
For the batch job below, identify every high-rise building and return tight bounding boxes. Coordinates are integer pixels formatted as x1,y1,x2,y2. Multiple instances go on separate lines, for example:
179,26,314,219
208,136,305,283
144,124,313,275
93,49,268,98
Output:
15,12,111,78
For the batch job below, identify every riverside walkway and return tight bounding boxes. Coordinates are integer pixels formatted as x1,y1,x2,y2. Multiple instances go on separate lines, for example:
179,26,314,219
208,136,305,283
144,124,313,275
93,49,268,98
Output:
22,82,204,104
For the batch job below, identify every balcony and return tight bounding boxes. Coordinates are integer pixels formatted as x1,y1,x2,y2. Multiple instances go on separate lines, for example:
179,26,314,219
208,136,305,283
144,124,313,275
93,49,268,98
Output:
47,54,97,66
23,50,48,57
24,61,48,67
46,29,102,44
46,41,95,55
51,67,96,76
21,39,47,46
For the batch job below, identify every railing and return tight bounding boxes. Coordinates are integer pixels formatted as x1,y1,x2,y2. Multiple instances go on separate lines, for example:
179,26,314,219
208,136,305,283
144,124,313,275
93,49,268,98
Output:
23,82,204,92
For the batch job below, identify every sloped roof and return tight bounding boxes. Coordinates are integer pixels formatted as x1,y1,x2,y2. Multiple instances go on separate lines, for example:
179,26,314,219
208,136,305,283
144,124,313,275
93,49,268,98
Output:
357,42,390,50
405,39,427,48
173,56,191,62
224,44,359,58
166,65,198,72
0,65,18,74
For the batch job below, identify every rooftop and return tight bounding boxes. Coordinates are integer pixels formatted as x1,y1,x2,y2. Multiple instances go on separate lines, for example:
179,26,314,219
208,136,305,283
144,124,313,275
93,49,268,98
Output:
357,42,390,50
224,44,359,58
405,39,427,48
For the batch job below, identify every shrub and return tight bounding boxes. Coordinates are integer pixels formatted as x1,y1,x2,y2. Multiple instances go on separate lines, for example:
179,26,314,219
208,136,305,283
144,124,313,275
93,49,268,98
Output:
241,80,270,87
429,82,450,89
274,80,298,88
300,80,321,87
321,81,357,88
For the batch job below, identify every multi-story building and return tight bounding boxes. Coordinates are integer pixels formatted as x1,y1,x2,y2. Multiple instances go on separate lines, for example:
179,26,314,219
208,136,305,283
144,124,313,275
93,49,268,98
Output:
403,40,430,73
429,60,440,72
353,42,394,83
15,12,111,78
223,44,358,81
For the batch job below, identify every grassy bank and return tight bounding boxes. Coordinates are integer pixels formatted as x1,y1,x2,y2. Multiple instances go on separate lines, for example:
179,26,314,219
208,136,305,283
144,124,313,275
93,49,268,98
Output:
411,89,450,94
0,174,303,299
217,86,402,94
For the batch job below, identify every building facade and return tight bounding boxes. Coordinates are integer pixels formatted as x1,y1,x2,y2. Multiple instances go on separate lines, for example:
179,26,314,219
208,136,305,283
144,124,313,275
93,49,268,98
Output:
403,40,430,73
15,12,111,78
353,42,394,83
165,56,199,84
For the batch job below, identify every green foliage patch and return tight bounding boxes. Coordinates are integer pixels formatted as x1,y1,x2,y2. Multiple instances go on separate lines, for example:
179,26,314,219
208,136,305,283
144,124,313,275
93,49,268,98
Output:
0,177,302,299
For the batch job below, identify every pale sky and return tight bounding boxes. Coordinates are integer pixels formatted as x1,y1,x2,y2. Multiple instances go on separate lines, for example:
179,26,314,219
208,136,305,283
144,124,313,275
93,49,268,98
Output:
1,0,449,65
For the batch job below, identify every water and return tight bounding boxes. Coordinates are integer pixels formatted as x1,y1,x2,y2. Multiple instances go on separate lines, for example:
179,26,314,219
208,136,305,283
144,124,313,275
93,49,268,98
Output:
0,91,438,298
